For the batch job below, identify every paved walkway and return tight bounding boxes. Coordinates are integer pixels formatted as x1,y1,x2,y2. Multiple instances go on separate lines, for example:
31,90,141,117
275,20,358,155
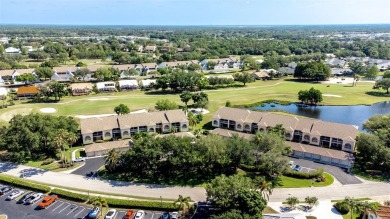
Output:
1,162,390,202
268,201,343,219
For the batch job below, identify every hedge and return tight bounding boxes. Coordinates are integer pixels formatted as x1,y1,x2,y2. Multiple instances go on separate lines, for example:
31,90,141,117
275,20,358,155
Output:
51,188,89,202
0,174,51,193
334,202,349,214
284,168,324,179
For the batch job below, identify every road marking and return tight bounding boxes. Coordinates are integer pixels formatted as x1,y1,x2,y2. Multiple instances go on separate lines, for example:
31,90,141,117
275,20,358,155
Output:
74,207,86,218
113,211,118,219
66,204,79,215
58,202,71,213
150,213,155,219
52,201,64,211
46,200,61,209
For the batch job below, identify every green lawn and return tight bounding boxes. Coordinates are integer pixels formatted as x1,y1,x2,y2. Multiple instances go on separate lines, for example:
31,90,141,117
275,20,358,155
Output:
1,78,388,128
342,212,360,219
25,160,83,172
278,172,334,188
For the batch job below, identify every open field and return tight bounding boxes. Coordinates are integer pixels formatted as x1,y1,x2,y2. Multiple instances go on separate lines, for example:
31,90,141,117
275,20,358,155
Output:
0,78,389,128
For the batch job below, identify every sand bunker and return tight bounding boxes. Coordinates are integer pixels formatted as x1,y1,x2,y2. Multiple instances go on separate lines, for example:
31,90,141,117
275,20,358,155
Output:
188,108,210,115
0,108,33,122
39,108,57,113
322,94,342,98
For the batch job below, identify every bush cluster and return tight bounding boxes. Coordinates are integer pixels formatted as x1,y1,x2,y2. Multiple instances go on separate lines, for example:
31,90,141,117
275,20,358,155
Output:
0,174,51,193
42,158,55,165
284,168,324,179
334,202,350,214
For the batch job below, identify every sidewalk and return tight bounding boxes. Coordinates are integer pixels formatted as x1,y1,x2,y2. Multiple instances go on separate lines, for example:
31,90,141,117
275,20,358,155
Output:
268,201,343,219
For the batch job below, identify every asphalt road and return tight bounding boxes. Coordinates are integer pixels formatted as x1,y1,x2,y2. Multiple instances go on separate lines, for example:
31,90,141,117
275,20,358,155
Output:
288,157,362,185
71,157,105,176
0,184,165,219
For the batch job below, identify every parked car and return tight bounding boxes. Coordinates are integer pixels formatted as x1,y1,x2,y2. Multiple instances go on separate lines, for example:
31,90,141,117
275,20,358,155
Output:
6,189,25,200
104,209,117,219
17,192,34,204
0,186,12,195
26,193,43,205
171,212,178,219
88,207,100,219
289,161,294,168
134,210,145,219
38,194,58,209
124,210,135,219
161,212,170,219
72,157,86,162
293,165,302,172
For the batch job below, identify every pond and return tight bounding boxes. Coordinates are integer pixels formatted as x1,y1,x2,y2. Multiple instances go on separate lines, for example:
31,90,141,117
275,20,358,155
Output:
251,101,390,131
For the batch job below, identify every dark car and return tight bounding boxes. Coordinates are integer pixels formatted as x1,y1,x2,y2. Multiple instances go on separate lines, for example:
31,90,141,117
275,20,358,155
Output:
293,165,302,172
161,212,170,219
0,186,12,195
17,192,34,204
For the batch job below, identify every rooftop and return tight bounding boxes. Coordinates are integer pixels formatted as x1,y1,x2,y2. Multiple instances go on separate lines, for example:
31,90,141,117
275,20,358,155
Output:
84,140,131,154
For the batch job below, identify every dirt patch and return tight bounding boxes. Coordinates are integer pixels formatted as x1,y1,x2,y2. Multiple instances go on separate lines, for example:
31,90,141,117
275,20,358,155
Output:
0,108,33,122
39,107,57,113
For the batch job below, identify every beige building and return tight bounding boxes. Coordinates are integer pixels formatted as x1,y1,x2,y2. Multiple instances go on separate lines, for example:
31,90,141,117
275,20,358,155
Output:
85,140,131,157
211,107,359,167
80,110,189,144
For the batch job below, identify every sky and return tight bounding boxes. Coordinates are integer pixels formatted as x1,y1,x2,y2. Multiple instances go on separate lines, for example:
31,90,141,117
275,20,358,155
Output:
1,0,390,25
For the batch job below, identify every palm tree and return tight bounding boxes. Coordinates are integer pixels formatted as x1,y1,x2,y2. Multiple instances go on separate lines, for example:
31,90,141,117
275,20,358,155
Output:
286,196,299,209
253,176,273,201
343,197,361,219
187,112,198,130
105,149,120,172
359,201,378,219
304,196,319,209
53,129,69,167
67,132,79,149
92,196,108,216
174,195,191,212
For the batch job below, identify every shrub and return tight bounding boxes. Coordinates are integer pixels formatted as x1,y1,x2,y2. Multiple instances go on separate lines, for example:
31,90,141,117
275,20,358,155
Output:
42,158,55,165
284,168,324,179
0,174,51,193
104,198,178,211
51,188,88,202
334,202,350,214
95,140,104,143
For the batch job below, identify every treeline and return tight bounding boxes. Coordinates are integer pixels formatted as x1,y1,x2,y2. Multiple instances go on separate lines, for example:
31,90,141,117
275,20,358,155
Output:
104,130,291,184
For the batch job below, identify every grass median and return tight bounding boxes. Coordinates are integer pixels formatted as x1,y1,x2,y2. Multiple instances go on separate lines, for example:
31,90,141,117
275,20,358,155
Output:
278,172,334,188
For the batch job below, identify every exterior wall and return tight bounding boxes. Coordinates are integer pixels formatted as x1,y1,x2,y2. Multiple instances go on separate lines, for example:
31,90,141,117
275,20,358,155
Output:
310,134,320,146
86,146,130,157
82,134,93,144
235,122,244,132
243,123,252,132
180,122,189,132
212,119,219,128
284,131,293,141
121,129,131,139
162,123,171,132
147,125,156,133
342,141,355,152
103,129,113,140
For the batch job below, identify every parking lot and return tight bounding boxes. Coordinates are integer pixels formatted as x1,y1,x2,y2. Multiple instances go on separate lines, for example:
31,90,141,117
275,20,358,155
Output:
0,184,164,219
289,157,362,185
71,157,105,176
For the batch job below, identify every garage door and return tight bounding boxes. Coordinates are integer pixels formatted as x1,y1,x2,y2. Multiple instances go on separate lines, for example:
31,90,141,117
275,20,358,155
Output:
304,153,312,158
294,151,304,157
312,154,321,160
331,158,340,164
321,156,331,162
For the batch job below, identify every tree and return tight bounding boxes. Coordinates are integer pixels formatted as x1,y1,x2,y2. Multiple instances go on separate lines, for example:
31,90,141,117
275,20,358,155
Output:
105,149,120,172
35,67,53,80
298,87,323,105
187,112,199,130
286,196,299,209
253,176,273,201
383,70,390,79
76,61,87,67
114,104,130,115
174,195,191,211
91,196,108,216
40,60,60,68
225,100,232,107
74,68,91,81
155,99,178,111
342,197,361,219
94,67,113,81
58,52,69,64
349,61,366,74
305,196,319,209
359,201,378,219
233,72,255,86
294,61,331,81
16,73,37,84
373,78,390,94
49,81,66,101
0,95,6,108
180,91,193,107
365,65,379,80
237,189,267,216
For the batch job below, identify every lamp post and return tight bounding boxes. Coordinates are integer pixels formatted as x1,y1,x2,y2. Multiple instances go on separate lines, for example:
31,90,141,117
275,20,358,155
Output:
160,196,162,208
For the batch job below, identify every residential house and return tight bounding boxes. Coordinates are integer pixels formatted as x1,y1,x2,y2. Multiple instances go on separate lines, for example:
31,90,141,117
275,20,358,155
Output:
51,69,75,82
84,140,132,157
5,47,21,55
211,107,358,168
80,109,189,144
252,71,270,80
17,86,39,99
326,58,346,68
144,45,157,53
118,80,138,91
279,67,295,75
135,45,144,52
96,81,117,92
141,63,158,73
331,68,352,76
139,79,156,89
70,83,93,96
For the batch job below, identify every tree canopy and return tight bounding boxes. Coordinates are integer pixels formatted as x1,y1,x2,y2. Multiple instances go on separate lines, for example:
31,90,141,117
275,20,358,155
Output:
114,104,130,115
294,61,331,81
298,87,323,105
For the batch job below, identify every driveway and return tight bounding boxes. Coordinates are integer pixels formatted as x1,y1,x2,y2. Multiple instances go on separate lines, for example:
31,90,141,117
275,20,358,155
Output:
288,157,361,185
71,157,105,176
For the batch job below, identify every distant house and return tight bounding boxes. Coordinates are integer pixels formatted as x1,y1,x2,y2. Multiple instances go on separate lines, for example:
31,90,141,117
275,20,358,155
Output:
326,58,346,68
141,63,158,73
331,68,352,76
118,80,138,91
17,86,39,99
288,62,298,69
96,81,117,92
144,45,157,53
136,45,144,52
252,71,270,80
139,79,156,89
5,47,21,55
279,67,295,75
51,70,75,82
71,83,93,96
85,140,132,157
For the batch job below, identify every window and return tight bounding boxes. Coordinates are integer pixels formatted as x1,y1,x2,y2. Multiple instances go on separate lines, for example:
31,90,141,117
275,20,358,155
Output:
182,124,188,129
285,133,291,138
304,135,310,141
237,124,242,129
312,137,318,143
245,124,250,130
213,120,218,125
164,125,170,130
149,128,155,132
344,143,352,150
105,132,111,138
123,131,129,136
84,136,91,141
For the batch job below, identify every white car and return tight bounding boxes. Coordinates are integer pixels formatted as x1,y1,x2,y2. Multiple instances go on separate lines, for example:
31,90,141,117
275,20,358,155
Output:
134,210,145,219
6,189,25,200
289,161,294,168
104,209,117,219
171,212,178,219
26,193,43,204
72,157,86,162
